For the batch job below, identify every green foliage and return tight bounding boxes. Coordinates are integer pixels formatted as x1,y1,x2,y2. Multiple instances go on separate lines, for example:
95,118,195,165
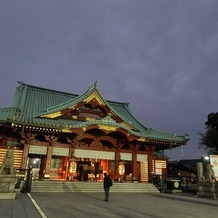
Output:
199,113,218,154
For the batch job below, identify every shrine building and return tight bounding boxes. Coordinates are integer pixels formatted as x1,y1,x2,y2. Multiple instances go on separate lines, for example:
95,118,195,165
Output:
0,82,189,182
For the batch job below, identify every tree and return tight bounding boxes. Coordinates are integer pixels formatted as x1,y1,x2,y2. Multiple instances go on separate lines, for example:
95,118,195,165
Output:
199,112,218,154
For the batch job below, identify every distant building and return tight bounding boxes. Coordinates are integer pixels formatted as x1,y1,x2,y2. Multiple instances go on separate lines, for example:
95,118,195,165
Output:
0,82,188,182
167,159,199,178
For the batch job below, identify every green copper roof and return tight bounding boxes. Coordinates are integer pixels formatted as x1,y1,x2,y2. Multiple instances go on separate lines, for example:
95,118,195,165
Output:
0,82,189,145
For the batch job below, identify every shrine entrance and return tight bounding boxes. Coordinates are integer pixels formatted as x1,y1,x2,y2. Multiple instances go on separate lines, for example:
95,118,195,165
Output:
68,159,103,182
49,156,68,180
27,154,46,180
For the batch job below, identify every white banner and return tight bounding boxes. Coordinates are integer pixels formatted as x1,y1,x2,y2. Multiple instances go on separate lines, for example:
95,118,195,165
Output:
52,147,69,156
137,154,147,161
120,153,132,161
29,145,47,155
74,149,115,160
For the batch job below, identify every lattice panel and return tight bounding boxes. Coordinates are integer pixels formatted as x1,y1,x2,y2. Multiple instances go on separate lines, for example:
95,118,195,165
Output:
29,145,47,155
137,154,147,161
140,161,148,182
120,153,132,161
155,160,166,168
152,160,167,175
52,147,69,156
0,149,23,172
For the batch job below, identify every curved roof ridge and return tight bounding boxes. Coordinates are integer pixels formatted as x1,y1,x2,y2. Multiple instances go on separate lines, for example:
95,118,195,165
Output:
18,81,129,105
122,103,149,130
0,106,20,121
148,128,189,138
107,101,150,132
37,82,98,116
17,81,79,96
0,106,19,111
107,100,130,106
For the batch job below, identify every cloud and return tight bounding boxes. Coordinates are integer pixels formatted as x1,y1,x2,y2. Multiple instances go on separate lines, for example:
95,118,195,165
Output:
0,0,218,160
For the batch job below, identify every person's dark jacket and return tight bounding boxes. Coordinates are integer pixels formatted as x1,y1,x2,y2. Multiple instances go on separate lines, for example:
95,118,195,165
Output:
104,175,112,189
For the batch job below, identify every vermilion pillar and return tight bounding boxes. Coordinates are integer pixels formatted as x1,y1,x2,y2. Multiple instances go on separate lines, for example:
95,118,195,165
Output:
148,154,153,182
21,144,29,169
132,152,137,181
39,156,46,180
2,135,7,146
115,149,121,180
45,146,52,179
147,146,155,182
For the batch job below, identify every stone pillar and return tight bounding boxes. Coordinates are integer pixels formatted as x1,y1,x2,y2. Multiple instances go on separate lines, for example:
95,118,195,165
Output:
0,175,17,199
197,162,203,182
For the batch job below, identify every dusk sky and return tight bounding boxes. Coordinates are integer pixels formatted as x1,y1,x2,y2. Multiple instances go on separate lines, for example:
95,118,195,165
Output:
1,1,218,160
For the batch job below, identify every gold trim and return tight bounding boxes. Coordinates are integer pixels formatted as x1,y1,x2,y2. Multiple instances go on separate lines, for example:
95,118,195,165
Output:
138,137,145,142
98,124,117,131
41,111,62,118
62,128,71,133
83,91,106,106
86,117,94,121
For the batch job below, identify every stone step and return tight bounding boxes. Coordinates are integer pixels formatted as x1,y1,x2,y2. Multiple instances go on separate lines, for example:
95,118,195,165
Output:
30,181,159,193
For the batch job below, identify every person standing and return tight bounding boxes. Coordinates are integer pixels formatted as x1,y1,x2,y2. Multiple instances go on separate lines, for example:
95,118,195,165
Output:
103,172,112,201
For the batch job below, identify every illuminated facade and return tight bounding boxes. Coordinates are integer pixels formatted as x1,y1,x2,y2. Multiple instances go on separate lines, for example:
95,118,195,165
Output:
0,82,188,182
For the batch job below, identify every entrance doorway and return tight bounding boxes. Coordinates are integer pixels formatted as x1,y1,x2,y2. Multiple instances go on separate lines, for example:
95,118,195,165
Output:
28,155,46,180
76,161,92,181
50,156,68,180
28,158,40,180
70,159,106,182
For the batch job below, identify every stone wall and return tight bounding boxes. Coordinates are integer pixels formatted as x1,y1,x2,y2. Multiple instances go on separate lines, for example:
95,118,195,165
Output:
197,181,218,199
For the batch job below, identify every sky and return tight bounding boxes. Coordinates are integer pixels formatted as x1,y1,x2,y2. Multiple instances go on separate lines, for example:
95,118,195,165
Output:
0,0,218,161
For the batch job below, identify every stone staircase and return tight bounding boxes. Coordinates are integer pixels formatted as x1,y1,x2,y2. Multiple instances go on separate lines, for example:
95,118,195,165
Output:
30,181,159,193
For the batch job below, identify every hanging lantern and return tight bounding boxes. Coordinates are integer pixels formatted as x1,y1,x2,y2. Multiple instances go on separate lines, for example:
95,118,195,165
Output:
69,161,77,174
118,164,125,176
118,160,126,176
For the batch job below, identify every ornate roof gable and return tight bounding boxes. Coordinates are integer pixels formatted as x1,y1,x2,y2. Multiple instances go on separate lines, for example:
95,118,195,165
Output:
38,82,134,129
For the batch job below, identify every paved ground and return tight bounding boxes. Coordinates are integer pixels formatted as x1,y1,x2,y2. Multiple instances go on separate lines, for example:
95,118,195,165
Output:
1,192,218,218
0,192,41,218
